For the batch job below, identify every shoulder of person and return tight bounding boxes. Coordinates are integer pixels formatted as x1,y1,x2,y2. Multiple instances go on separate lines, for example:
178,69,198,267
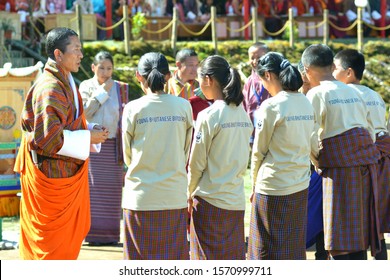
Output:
114,80,128,87
79,78,94,86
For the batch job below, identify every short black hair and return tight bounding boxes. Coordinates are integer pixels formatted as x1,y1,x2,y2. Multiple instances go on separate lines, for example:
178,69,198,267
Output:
138,52,170,92
198,55,243,106
301,44,334,68
46,27,78,60
334,49,365,80
175,48,198,63
93,51,114,66
257,52,303,92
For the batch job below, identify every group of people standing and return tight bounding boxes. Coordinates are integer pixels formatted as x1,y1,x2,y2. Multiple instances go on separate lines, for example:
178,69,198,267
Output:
14,27,389,260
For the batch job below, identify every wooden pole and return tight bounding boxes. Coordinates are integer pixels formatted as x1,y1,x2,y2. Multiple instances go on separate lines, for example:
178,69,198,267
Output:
211,6,218,55
123,5,131,56
357,7,363,52
76,4,83,45
323,9,329,45
288,8,294,48
171,7,178,56
252,6,258,43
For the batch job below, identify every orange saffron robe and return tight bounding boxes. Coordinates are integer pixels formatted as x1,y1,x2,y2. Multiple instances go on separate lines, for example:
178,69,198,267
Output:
14,138,90,260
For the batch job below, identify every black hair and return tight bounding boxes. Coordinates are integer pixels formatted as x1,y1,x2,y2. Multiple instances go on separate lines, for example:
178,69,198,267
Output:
301,44,334,68
175,48,198,63
46,27,78,60
198,55,242,106
93,51,114,66
334,49,365,80
257,52,303,92
138,52,170,93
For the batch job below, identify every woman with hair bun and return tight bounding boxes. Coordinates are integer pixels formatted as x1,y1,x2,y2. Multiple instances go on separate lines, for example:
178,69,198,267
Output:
248,52,317,260
80,50,139,246
187,55,253,260
121,52,193,260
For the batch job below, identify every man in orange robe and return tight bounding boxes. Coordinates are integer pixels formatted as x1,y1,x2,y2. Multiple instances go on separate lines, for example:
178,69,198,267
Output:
14,27,108,260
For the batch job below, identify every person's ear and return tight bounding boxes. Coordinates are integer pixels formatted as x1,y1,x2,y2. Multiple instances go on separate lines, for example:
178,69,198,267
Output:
164,72,172,82
91,63,96,72
176,61,182,69
346,67,354,78
135,71,144,83
54,49,62,62
203,75,212,87
264,71,271,81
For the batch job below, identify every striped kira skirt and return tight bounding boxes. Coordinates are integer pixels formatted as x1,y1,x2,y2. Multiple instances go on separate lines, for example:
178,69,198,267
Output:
248,189,308,260
376,134,390,233
123,208,189,260
190,196,246,260
85,139,123,244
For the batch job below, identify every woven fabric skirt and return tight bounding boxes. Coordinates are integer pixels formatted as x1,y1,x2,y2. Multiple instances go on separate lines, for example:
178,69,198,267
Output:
85,139,123,244
248,189,308,260
123,208,189,260
190,196,246,260
322,165,374,252
376,135,390,233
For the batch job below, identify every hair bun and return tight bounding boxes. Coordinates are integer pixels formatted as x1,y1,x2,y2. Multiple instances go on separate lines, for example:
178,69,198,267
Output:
280,59,291,70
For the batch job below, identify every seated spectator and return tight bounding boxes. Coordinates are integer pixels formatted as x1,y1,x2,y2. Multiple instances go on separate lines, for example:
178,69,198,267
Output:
91,0,105,16
130,0,152,16
72,0,106,39
368,0,390,36
15,0,40,12
199,0,213,22
71,0,93,13
343,0,374,36
112,0,126,40
88,0,106,40
165,0,186,21
225,0,243,15
255,0,286,39
289,0,307,16
147,0,165,16
315,0,349,38
182,0,198,22
46,0,66,13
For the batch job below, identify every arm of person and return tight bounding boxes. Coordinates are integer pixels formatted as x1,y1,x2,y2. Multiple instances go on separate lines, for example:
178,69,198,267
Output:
184,103,194,163
87,122,106,153
250,103,275,188
306,90,325,165
187,111,216,197
121,104,134,167
365,108,376,143
57,122,108,160
310,119,320,167
31,87,107,160
79,79,113,119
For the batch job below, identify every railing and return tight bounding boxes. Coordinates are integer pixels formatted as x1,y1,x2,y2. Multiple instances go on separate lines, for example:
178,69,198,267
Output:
15,5,390,55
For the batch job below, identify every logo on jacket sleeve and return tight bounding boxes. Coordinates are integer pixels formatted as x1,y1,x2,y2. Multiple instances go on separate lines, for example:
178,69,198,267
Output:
195,131,202,143
256,119,263,130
